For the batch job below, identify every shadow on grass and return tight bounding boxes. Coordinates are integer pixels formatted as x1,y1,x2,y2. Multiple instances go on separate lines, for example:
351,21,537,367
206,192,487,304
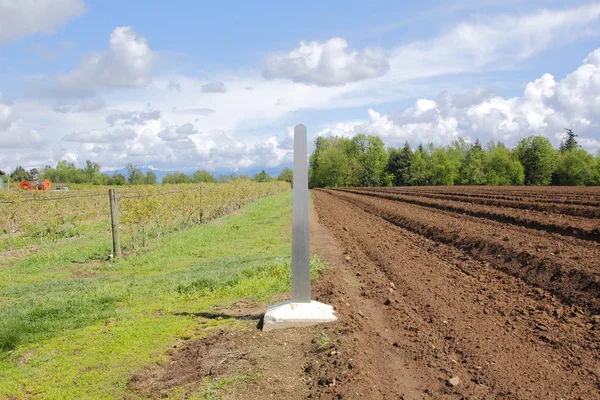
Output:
174,311,264,330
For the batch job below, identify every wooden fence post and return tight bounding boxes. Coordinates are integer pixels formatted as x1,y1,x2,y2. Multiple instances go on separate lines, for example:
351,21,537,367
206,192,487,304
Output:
109,189,122,258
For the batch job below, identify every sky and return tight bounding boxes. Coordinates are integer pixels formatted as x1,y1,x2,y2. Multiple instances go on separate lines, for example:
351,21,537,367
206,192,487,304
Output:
1,0,600,173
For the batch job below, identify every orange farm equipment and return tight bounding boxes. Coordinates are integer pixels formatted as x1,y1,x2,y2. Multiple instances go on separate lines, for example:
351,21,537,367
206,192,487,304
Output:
20,179,51,191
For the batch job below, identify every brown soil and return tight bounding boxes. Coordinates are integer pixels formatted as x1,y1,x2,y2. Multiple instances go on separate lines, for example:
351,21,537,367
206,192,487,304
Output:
351,187,600,218
339,188,600,242
325,189,600,313
127,187,600,399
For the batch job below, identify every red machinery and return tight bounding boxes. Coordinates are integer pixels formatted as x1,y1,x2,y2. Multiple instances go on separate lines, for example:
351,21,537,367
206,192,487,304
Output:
20,179,51,190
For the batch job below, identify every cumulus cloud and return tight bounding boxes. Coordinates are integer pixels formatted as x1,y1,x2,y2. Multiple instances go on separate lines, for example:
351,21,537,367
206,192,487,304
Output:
106,109,161,126
201,81,227,93
0,94,47,149
0,0,85,43
4,4,600,172
28,26,157,98
383,3,600,83
62,128,137,143
319,48,600,151
0,122,46,148
53,97,106,113
157,123,199,141
263,37,390,86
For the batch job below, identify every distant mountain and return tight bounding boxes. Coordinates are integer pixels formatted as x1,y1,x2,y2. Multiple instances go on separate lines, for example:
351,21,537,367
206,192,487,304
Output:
110,163,294,183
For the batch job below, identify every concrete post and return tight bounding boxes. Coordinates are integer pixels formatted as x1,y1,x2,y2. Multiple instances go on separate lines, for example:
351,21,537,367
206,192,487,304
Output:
291,124,311,303
263,124,337,331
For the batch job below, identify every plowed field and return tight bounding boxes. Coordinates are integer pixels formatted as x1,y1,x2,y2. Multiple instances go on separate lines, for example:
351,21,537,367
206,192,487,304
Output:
310,187,600,399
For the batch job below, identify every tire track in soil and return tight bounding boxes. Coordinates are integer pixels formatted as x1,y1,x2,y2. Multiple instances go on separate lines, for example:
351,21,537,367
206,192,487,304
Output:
312,190,600,400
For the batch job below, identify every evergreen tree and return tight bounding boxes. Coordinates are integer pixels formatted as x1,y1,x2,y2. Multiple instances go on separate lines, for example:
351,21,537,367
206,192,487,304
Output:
385,141,414,186
559,129,578,152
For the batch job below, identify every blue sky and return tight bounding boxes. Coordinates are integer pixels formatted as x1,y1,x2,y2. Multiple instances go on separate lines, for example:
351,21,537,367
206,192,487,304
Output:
1,0,600,173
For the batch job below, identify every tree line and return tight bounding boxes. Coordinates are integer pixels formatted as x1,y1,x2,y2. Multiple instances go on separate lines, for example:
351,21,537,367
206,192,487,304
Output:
3,161,294,187
309,130,600,188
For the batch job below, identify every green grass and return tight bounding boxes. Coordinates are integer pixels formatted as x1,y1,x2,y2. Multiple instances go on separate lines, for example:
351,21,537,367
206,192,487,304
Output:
0,191,325,399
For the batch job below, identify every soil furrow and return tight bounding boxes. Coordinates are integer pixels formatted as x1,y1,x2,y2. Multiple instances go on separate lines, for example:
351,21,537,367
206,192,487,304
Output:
369,190,600,206
312,190,600,399
322,189,600,313
338,188,600,242
349,187,600,218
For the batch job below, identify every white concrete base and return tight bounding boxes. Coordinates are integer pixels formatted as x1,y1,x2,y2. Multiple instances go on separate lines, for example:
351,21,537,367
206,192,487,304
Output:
263,300,337,332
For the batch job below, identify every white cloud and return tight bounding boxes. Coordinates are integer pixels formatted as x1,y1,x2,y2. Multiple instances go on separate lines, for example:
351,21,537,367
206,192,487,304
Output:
3,4,600,172
106,109,161,126
360,3,600,97
0,0,85,43
0,121,46,148
28,26,157,98
54,97,106,113
201,81,227,93
62,128,137,143
172,107,215,116
157,122,199,141
264,37,390,86
319,48,600,151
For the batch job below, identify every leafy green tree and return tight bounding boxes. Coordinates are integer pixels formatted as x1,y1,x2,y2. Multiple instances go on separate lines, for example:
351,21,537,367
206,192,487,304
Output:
84,160,101,178
358,135,389,186
553,148,594,186
407,147,431,186
516,136,558,185
592,154,600,185
126,164,144,185
162,172,191,184
277,167,293,187
309,136,326,188
430,147,458,185
253,170,273,182
109,173,126,186
318,146,348,187
143,171,157,185
10,166,30,182
192,170,217,183
484,142,524,185
458,140,486,185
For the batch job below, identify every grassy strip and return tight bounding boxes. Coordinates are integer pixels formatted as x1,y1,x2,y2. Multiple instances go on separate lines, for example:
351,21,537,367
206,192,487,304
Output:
0,191,323,399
